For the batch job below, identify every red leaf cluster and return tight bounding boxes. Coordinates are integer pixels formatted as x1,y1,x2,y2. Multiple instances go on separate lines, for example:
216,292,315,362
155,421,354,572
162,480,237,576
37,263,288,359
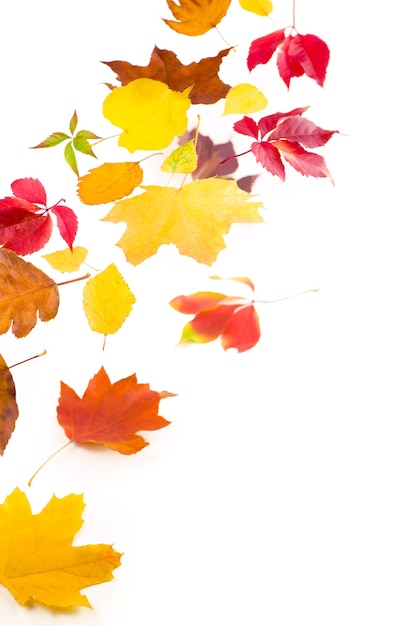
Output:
0,178,77,255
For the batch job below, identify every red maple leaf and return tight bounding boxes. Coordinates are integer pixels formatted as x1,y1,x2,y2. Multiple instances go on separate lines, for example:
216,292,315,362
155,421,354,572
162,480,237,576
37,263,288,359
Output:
170,277,260,353
57,367,173,454
248,28,330,88
231,108,337,181
0,178,78,255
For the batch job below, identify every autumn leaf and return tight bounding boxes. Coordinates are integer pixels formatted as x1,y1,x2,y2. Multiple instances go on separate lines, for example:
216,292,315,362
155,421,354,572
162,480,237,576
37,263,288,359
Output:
161,140,198,174
0,177,78,254
238,0,273,15
0,488,121,609
103,78,191,152
82,264,136,337
0,355,18,456
248,28,330,88
102,178,263,266
0,249,59,338
77,162,144,205
57,367,173,454
170,277,260,352
103,47,231,105
223,83,268,115
42,246,88,272
163,0,231,35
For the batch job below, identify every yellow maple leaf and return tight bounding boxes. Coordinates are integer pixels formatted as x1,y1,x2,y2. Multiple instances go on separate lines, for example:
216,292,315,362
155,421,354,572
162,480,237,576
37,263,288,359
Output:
0,488,121,609
223,83,268,115
103,78,191,152
238,0,273,15
83,264,136,336
43,246,88,272
102,178,263,266
161,140,198,174
77,162,143,205
164,0,231,35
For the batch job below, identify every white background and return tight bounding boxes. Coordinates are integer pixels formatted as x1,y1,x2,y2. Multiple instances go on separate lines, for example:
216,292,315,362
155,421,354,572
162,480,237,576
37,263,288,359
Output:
1,0,416,624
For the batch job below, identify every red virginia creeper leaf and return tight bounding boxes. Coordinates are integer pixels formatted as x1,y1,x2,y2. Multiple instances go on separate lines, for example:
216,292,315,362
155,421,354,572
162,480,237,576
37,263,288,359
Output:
247,28,285,71
170,292,231,315
50,205,78,250
257,106,310,138
273,139,333,181
251,141,285,179
233,116,259,139
0,214,53,255
220,304,260,352
278,33,330,88
10,178,47,206
267,115,338,148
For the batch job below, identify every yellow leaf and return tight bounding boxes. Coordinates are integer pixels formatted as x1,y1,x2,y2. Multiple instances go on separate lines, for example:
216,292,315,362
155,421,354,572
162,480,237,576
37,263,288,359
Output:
77,162,143,204
238,0,273,15
103,78,191,152
43,246,88,272
102,178,263,266
223,83,268,115
0,488,121,609
83,264,136,336
161,140,198,174
164,0,231,35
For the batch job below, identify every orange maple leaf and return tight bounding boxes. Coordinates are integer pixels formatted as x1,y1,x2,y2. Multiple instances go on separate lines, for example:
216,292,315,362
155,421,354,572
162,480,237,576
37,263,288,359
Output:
103,47,231,104
163,0,231,35
57,367,173,454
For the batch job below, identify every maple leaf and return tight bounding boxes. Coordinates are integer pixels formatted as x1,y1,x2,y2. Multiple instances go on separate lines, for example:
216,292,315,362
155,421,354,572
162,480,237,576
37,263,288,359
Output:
0,249,59,338
43,246,88,272
31,111,101,176
102,178,263,266
103,47,231,105
232,108,337,181
163,0,231,36
0,488,121,609
0,355,18,456
103,78,191,152
0,177,78,254
57,367,173,454
77,162,143,205
170,277,260,352
82,264,136,338
248,28,330,88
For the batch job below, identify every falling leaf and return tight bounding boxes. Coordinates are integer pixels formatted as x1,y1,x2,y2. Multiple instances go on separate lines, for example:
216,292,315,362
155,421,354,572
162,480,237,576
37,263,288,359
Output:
248,28,330,88
223,83,268,115
238,0,273,15
82,264,136,337
0,249,59,338
103,78,191,152
170,277,260,352
43,246,88,272
104,47,231,105
0,355,18,456
57,367,173,454
78,162,144,205
163,0,231,36
0,488,121,609
161,140,198,174
102,178,263,266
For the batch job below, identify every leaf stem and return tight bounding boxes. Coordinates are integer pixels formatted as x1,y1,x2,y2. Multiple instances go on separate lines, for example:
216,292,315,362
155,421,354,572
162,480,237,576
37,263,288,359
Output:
254,287,319,304
214,26,234,49
292,0,296,28
28,440,73,487
56,272,90,287
7,350,47,370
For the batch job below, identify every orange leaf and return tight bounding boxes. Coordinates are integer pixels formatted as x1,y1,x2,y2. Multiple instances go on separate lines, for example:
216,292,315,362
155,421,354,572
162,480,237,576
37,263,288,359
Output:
77,162,143,205
163,0,231,35
104,47,231,105
0,355,18,455
57,367,174,455
0,249,59,338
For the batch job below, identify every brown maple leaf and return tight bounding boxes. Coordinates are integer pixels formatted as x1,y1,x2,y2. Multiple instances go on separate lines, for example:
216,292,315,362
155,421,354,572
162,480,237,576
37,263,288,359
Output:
103,47,231,105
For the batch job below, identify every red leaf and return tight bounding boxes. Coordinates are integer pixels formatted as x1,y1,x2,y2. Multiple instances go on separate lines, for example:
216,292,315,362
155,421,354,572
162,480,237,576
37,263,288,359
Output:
170,291,229,314
278,33,329,88
247,28,285,71
10,178,47,206
268,115,337,148
188,302,241,341
221,304,260,352
273,140,333,181
50,205,78,249
0,206,38,228
0,214,53,255
258,106,309,138
0,196,41,213
233,116,259,139
251,141,285,179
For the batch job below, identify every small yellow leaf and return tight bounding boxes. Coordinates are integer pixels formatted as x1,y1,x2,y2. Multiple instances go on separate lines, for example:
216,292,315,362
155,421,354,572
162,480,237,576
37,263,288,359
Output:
77,162,143,205
223,83,268,115
83,264,136,336
42,246,88,272
161,140,198,174
238,0,273,15
103,78,191,152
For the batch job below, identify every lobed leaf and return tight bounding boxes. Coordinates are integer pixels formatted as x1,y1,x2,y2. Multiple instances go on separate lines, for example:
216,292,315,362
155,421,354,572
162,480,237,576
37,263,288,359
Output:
163,0,231,36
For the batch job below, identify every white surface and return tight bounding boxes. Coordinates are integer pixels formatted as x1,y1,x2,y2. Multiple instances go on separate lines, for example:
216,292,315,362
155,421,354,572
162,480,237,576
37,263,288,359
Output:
1,1,416,624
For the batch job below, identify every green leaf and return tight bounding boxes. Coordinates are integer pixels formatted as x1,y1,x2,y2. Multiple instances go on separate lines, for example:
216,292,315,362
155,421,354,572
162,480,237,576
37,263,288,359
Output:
75,129,101,140
69,111,78,135
64,142,79,176
30,132,70,149
73,133,97,158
